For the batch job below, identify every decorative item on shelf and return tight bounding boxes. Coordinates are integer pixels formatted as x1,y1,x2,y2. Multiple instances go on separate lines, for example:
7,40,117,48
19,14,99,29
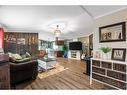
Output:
111,48,126,61
81,53,86,59
93,50,101,58
100,47,111,59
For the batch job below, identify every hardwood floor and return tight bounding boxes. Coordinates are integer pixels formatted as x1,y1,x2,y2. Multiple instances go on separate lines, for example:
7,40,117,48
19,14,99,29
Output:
15,58,115,90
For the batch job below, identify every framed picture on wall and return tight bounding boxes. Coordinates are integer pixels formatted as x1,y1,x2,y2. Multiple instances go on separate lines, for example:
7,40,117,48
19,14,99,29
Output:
111,48,126,61
99,22,126,42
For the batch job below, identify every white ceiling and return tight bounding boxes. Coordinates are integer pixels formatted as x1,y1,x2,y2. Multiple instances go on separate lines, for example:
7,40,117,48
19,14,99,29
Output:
0,5,126,41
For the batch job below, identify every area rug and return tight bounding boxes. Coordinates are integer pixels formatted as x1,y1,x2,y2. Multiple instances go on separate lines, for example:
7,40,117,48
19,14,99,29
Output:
38,64,68,79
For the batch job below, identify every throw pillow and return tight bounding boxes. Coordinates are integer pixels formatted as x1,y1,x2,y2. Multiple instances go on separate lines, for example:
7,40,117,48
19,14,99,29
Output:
9,57,16,62
15,57,31,63
13,54,22,60
26,52,31,57
8,52,13,57
21,54,26,59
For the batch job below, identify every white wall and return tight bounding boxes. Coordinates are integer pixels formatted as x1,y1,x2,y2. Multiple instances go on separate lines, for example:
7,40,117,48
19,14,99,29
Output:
39,32,54,41
0,24,2,28
93,9,127,61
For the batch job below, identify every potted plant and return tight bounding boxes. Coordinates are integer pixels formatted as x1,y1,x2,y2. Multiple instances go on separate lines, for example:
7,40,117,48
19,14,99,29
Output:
100,47,111,59
63,45,68,58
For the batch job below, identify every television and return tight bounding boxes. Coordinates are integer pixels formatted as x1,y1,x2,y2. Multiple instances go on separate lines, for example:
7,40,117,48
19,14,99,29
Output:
69,41,82,50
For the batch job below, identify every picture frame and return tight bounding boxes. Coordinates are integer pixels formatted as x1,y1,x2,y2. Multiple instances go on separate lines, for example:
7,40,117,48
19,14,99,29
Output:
99,22,126,43
111,48,126,61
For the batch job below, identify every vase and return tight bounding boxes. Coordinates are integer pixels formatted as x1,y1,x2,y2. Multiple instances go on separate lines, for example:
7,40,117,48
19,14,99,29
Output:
103,53,108,59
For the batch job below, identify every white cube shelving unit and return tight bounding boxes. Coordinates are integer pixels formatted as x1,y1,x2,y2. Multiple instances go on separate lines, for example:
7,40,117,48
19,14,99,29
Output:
68,50,81,60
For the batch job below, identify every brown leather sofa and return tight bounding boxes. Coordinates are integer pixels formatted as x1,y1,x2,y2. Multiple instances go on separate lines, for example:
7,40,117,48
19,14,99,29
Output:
10,60,38,86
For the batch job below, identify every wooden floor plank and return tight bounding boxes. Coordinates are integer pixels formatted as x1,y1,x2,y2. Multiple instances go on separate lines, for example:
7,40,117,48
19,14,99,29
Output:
15,58,115,90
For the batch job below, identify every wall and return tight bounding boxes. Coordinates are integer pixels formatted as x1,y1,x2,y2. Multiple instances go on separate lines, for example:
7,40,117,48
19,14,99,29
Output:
64,39,73,51
39,32,54,41
38,40,51,50
78,36,89,55
93,9,127,61
0,28,4,48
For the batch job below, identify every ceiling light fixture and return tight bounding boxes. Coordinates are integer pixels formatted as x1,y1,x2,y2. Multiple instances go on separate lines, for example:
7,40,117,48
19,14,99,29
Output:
49,22,66,30
54,25,61,37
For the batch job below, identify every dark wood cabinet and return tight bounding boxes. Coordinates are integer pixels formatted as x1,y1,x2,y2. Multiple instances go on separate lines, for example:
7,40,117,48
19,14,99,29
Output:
56,40,64,45
55,39,64,57
0,54,10,89
55,51,64,57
